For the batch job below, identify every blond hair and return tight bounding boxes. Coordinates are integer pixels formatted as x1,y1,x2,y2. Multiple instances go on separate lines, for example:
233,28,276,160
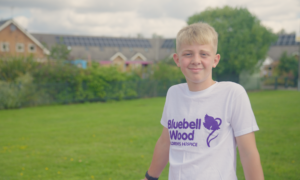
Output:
176,22,218,53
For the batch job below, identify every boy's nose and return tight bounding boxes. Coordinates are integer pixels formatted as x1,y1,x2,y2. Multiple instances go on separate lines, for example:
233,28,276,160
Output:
191,55,202,65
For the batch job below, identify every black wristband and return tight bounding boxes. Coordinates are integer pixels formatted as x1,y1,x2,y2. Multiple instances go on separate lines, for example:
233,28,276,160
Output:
145,171,159,180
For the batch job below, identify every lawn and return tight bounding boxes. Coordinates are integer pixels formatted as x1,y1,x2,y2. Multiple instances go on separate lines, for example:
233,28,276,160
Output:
0,90,299,180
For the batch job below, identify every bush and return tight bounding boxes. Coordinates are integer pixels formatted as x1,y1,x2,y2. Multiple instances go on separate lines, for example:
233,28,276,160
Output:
82,63,139,101
150,57,184,82
0,56,187,109
0,73,45,109
0,56,38,82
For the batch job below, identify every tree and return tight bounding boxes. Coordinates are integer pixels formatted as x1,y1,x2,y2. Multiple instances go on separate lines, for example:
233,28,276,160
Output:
277,51,298,78
187,6,277,82
276,29,286,35
49,40,71,60
137,33,144,38
152,33,163,39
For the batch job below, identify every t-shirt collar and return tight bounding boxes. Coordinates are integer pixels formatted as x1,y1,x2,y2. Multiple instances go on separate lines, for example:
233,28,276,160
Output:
185,81,218,97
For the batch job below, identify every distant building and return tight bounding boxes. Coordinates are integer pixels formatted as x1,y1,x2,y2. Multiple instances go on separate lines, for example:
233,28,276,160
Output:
0,19,49,61
4,18,298,76
268,33,299,60
32,33,176,69
262,33,300,77
0,18,177,70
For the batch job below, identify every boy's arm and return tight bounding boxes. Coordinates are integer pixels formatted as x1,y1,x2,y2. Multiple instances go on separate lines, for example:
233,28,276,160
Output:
143,127,170,180
236,132,264,180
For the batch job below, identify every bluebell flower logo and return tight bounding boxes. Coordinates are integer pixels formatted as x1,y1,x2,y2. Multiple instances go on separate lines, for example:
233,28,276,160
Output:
203,114,222,147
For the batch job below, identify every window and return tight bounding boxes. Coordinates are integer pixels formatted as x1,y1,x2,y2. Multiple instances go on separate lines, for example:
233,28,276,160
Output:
28,44,36,53
16,43,24,52
1,42,10,52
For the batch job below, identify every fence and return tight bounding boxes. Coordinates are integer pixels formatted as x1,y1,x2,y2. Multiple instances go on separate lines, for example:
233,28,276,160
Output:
0,77,297,109
260,77,298,90
236,76,297,91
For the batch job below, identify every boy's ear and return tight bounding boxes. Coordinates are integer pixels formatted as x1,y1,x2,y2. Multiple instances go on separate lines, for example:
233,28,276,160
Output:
213,54,221,68
173,53,180,67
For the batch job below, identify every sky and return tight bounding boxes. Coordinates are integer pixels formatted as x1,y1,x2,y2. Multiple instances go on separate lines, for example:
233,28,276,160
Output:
0,0,299,38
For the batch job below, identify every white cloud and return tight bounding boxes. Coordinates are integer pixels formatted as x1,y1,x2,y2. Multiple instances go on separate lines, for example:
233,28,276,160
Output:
26,9,186,38
14,16,30,29
224,0,300,33
262,19,300,33
1,0,299,36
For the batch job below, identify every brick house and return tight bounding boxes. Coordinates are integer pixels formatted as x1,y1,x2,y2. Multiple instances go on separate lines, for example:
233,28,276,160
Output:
0,19,49,61
0,18,176,69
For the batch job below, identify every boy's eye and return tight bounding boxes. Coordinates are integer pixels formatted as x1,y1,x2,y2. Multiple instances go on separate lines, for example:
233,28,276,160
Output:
184,53,192,56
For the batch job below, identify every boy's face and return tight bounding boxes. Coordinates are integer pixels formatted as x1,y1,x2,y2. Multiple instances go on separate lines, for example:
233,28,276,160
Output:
173,43,220,85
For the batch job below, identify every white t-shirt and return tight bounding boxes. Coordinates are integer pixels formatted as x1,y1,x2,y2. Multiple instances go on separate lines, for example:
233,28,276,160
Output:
160,81,259,180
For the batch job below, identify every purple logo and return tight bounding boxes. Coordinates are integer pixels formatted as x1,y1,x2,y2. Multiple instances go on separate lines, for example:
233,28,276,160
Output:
168,119,201,142
203,114,222,147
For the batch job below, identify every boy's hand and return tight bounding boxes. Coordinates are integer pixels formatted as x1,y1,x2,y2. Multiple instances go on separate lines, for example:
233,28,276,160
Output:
143,127,170,180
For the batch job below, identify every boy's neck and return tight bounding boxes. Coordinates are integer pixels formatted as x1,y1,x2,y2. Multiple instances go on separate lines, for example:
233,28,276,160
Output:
186,78,216,92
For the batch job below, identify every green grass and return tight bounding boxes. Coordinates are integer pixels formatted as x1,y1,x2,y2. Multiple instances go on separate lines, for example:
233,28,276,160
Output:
0,90,299,180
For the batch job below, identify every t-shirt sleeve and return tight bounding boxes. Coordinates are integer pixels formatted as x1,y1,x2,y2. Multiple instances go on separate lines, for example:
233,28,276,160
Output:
160,89,170,128
230,89,259,137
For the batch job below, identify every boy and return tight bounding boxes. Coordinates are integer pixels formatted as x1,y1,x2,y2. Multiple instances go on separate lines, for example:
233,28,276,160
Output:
143,23,264,180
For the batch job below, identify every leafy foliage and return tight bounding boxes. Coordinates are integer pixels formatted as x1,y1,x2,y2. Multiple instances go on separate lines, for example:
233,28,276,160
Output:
32,61,82,84
0,56,186,109
0,56,38,82
82,63,139,100
30,61,139,103
49,43,71,60
0,74,45,109
187,6,277,81
151,57,184,81
277,52,298,78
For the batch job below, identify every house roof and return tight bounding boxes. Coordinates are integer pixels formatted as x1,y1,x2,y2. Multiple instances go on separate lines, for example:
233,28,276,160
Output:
0,19,8,27
110,52,127,61
99,60,152,65
131,52,147,61
268,33,300,61
0,19,50,55
272,34,300,46
32,33,176,61
55,35,152,48
161,39,175,48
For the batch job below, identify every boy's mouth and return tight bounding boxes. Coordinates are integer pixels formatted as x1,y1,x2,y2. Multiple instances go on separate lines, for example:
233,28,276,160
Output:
188,68,203,72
